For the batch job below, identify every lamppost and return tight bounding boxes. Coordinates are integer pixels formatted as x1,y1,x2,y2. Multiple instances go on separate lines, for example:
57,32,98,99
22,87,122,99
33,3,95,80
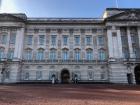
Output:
1,59,8,84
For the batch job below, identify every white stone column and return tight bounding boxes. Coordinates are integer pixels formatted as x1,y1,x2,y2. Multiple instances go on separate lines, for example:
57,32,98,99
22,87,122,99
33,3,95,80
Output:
107,30,113,58
127,27,133,58
5,30,11,58
14,27,25,61
117,29,123,58
137,27,140,48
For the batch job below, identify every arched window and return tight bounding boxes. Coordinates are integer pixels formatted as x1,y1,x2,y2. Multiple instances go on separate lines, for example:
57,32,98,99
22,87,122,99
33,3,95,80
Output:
74,49,80,61
0,48,5,59
36,48,44,60
98,49,106,60
8,49,14,60
62,49,69,60
50,49,56,60
86,49,93,60
25,49,32,60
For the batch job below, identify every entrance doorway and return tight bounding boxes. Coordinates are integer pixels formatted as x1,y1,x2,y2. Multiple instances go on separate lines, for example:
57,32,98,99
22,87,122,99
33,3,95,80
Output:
134,65,140,84
61,69,70,83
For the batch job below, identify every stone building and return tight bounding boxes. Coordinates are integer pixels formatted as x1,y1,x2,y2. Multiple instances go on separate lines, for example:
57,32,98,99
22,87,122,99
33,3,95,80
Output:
0,8,140,84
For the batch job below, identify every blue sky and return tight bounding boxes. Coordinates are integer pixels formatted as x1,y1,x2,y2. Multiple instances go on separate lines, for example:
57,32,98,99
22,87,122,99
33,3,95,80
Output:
1,0,140,17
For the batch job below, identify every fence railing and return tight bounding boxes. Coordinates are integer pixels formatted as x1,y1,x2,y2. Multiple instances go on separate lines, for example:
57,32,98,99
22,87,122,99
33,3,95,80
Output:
22,59,107,64
0,58,140,64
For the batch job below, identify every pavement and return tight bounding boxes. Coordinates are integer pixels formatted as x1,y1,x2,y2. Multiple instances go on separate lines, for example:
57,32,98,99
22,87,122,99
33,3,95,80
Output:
0,84,140,105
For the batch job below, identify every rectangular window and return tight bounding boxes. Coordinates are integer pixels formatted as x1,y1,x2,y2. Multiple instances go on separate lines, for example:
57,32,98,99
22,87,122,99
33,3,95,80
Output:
132,46,137,58
86,35,92,45
0,48,4,59
86,51,93,60
24,72,29,80
5,71,10,79
51,35,56,46
101,72,106,80
26,35,33,45
39,35,45,45
121,35,128,45
75,51,80,60
63,50,68,60
99,50,106,60
8,50,14,60
88,71,93,80
1,35,7,44
36,50,44,60
63,35,68,45
36,71,42,80
50,50,56,60
10,34,16,44
122,48,129,59
25,50,32,60
75,35,80,45
98,35,104,46
131,35,137,44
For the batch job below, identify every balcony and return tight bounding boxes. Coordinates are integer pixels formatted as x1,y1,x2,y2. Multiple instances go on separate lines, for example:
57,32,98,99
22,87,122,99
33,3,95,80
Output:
123,58,140,63
22,59,107,64
108,58,140,63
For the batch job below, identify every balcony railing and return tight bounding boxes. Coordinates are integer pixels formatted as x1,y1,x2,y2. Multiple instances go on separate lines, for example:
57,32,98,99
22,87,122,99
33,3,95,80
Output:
22,59,108,64
123,58,140,62
108,58,140,63
0,58,140,64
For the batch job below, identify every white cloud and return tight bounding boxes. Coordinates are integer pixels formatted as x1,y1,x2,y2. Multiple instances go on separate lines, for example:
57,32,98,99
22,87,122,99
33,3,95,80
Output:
1,0,18,13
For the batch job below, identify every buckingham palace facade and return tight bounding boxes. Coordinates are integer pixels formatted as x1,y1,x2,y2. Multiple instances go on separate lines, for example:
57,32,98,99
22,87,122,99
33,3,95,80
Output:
0,8,140,84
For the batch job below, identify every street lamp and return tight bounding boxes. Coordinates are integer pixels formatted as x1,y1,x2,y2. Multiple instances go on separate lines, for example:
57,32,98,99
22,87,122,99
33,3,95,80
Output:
1,59,8,84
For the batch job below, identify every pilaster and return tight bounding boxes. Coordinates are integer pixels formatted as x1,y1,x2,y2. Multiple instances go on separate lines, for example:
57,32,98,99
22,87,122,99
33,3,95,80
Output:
14,27,25,61
137,27,140,49
117,29,123,58
127,27,133,58
107,29,113,58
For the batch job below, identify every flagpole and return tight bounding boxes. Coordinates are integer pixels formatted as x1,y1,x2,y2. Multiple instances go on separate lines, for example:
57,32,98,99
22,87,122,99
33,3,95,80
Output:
116,0,119,8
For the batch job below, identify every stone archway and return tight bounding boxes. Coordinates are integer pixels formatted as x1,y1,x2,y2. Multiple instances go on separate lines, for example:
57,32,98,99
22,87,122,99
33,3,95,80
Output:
134,65,140,84
61,69,70,83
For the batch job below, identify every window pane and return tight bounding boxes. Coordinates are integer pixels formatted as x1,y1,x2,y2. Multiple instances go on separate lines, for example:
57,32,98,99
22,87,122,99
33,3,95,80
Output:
27,35,33,45
0,48,4,59
8,49,14,59
10,34,16,44
51,35,56,45
122,48,129,59
36,50,44,60
25,72,29,80
75,50,80,60
63,50,68,60
98,35,104,46
86,35,92,45
86,49,93,60
99,50,105,60
36,71,42,80
2,35,7,44
75,35,80,45
5,71,10,79
39,35,45,45
63,36,68,45
50,50,56,60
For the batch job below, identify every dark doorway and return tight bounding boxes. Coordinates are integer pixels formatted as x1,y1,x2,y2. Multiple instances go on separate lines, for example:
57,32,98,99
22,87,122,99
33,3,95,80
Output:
134,65,140,84
127,73,133,84
61,69,70,83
